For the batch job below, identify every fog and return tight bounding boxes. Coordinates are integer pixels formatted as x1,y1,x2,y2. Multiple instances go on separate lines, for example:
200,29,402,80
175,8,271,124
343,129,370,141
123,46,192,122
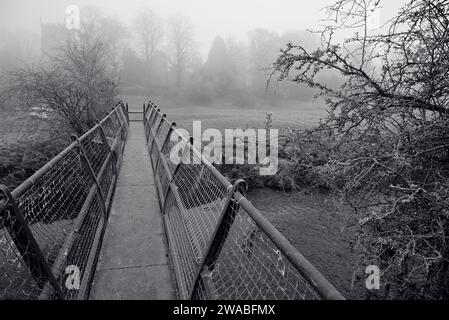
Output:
2,0,333,56
0,0,408,108
1,0,406,58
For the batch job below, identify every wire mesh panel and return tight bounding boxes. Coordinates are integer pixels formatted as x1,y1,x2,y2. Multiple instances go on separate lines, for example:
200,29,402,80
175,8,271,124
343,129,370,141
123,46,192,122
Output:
159,128,181,175
150,113,162,141
193,203,320,300
144,108,155,140
0,103,128,300
99,156,116,204
163,189,198,298
143,102,344,301
156,119,171,149
16,148,91,268
154,158,171,207
109,110,122,132
149,108,160,129
172,160,228,259
79,128,110,176
101,117,118,143
56,191,105,300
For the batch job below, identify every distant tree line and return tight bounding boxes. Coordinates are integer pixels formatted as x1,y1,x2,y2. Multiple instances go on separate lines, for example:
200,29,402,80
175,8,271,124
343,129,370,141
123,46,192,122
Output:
123,13,334,106
0,6,342,107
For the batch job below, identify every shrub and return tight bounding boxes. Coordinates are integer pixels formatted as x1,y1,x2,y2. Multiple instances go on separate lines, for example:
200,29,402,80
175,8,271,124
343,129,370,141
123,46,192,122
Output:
271,0,449,299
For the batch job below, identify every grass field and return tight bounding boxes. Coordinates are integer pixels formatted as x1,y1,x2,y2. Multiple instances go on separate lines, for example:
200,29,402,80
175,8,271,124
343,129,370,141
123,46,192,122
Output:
122,94,328,133
0,109,32,144
0,107,51,145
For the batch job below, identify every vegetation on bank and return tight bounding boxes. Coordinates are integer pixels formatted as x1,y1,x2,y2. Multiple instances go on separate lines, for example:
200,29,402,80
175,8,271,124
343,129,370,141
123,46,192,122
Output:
0,19,120,189
270,0,449,299
0,138,64,190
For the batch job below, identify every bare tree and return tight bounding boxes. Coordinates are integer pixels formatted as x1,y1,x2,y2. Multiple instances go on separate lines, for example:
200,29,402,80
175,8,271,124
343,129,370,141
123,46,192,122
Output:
248,28,282,93
7,37,119,135
134,8,164,83
272,0,449,299
168,15,195,87
80,6,129,75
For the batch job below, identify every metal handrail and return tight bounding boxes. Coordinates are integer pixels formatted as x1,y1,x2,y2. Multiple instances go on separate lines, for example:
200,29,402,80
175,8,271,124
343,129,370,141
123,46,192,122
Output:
234,191,344,300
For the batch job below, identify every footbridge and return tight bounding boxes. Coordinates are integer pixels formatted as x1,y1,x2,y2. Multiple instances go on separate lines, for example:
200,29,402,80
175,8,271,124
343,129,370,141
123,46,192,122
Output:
0,101,345,300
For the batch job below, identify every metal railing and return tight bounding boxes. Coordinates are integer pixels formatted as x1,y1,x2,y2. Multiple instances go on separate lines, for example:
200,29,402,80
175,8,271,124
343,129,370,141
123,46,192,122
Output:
0,102,129,300
143,101,345,300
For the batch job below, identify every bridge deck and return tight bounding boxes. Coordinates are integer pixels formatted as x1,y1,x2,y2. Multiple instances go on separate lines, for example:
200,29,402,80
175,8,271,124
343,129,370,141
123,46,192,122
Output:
89,122,176,300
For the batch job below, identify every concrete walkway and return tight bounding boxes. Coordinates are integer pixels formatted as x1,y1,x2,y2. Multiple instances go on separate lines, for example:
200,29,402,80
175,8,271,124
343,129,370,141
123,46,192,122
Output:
90,122,176,300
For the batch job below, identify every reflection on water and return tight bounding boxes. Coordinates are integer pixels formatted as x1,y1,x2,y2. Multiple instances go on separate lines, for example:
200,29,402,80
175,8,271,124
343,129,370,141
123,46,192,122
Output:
247,187,366,299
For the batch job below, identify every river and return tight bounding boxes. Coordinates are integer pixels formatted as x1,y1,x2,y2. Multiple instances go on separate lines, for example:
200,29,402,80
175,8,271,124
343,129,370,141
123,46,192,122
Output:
247,187,366,299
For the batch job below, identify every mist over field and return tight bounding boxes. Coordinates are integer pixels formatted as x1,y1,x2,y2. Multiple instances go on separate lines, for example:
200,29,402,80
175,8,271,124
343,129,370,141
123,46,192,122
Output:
0,0,405,109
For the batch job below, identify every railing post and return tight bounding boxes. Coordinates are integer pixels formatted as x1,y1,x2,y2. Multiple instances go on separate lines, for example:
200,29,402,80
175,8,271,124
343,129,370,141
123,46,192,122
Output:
71,135,108,217
171,136,193,180
118,102,128,128
125,103,130,124
96,120,118,175
145,107,157,140
115,102,128,145
0,185,62,297
149,109,161,134
161,136,193,212
150,114,167,152
143,103,148,125
189,179,248,299
144,103,154,137
154,122,176,174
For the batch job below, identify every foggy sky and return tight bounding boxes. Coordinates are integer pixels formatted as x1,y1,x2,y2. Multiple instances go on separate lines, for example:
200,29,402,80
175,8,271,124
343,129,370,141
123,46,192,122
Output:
0,0,407,58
